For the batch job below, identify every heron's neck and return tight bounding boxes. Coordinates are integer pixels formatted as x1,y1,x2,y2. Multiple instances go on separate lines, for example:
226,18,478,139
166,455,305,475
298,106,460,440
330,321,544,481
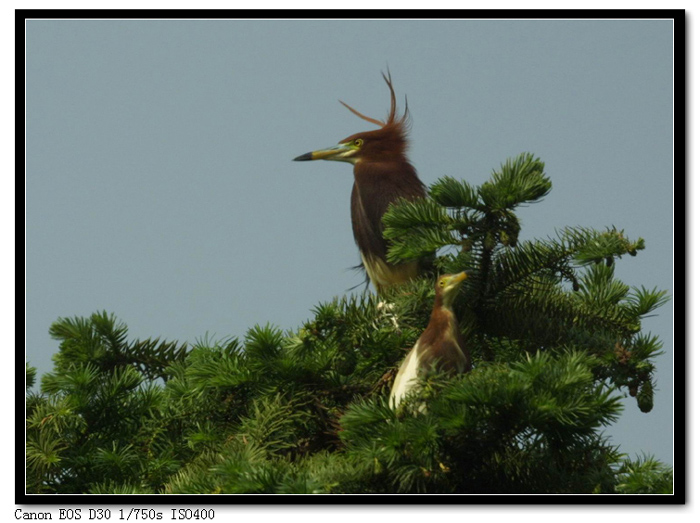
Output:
431,293,456,318
421,298,460,355
353,158,418,182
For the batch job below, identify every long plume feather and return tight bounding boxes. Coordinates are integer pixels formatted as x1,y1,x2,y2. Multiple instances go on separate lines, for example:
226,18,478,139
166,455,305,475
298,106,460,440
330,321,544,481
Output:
381,70,397,124
339,69,406,128
338,100,384,127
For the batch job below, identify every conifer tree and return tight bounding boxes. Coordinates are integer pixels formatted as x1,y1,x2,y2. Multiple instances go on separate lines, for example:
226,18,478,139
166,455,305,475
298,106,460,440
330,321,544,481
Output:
26,153,671,494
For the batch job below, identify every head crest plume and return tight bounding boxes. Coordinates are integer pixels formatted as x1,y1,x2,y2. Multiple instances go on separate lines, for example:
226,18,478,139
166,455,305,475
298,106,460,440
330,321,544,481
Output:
339,70,409,129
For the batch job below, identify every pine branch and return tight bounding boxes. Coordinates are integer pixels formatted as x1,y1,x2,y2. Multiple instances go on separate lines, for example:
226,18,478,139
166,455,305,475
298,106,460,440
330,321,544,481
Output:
48,312,189,381
429,176,480,208
383,197,458,263
480,153,551,210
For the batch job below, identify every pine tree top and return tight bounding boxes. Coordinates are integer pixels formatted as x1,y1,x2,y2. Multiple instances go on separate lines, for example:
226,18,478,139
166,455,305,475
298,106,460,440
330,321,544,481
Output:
26,153,671,495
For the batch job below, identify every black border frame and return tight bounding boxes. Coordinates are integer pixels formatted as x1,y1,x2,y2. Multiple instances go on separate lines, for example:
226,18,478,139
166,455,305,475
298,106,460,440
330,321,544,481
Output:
17,8,684,506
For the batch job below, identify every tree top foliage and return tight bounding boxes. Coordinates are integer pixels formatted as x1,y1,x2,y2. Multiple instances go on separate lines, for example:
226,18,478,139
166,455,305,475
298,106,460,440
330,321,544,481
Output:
26,153,671,495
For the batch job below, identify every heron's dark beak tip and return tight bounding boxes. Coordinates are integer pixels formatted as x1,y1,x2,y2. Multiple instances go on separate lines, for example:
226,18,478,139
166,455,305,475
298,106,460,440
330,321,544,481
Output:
293,152,313,161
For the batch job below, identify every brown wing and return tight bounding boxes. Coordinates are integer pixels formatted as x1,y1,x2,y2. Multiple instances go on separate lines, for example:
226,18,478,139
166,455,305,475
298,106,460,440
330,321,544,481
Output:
416,312,470,374
350,161,426,263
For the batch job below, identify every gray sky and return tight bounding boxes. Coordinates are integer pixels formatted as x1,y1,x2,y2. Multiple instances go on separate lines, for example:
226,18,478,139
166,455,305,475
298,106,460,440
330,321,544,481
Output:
26,19,674,465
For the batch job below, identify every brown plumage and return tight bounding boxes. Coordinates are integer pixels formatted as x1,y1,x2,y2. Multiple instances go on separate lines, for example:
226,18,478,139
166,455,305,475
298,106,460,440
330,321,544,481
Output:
390,272,471,409
294,72,428,294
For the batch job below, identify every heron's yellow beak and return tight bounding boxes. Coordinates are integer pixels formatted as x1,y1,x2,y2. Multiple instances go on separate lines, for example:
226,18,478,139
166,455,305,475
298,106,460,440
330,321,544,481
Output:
449,272,468,285
441,272,468,306
293,142,359,163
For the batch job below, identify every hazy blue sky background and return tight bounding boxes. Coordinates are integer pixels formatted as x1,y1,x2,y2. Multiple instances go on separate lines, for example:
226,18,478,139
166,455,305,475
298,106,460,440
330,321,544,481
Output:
26,19,674,465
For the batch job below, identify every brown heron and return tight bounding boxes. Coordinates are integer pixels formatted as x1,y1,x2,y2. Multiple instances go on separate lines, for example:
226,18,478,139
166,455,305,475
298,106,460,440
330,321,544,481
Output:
390,272,470,409
294,72,428,295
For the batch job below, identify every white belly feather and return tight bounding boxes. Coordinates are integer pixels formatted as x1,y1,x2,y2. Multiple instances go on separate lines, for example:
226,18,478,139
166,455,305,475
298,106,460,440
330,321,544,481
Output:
390,341,423,409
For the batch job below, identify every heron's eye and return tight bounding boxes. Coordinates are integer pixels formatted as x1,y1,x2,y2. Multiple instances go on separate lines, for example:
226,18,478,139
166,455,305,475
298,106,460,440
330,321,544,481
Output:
354,139,364,147
439,279,446,287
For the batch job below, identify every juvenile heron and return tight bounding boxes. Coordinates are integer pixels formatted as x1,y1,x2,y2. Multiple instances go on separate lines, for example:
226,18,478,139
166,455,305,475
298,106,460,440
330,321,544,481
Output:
294,72,428,295
390,272,470,409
